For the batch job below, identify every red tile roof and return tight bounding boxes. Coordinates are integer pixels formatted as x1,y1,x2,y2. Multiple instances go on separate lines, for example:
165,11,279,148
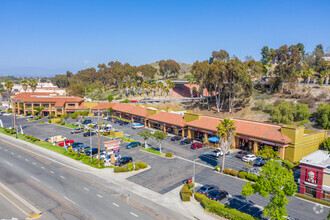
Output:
91,102,117,110
112,103,150,118
186,116,291,144
148,111,187,127
10,92,84,107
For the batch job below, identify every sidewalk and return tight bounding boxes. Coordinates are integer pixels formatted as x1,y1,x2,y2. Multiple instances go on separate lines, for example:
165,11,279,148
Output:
0,133,213,220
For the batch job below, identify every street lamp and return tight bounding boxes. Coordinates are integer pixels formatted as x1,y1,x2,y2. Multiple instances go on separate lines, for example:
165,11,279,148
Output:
90,127,92,162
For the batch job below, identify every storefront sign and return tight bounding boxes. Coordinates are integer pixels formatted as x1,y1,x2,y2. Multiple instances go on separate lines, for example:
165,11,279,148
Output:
306,170,317,184
261,140,276,146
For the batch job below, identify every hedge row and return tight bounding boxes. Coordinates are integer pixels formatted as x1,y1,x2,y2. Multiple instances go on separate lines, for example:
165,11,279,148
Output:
220,168,258,182
64,151,105,168
24,135,40,142
180,183,193,202
114,162,148,173
295,193,330,207
194,193,255,220
223,168,239,176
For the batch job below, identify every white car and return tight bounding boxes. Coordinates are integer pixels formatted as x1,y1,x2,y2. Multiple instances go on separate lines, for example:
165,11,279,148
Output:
210,149,223,157
242,154,257,162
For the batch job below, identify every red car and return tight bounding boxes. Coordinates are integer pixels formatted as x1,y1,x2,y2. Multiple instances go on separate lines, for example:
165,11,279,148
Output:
191,142,204,149
59,140,74,147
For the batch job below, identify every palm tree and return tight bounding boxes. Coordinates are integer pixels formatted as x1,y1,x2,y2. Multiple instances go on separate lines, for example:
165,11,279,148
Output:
166,80,175,98
5,80,14,97
29,79,38,93
21,79,28,94
150,82,157,99
157,82,163,99
125,82,131,97
188,76,195,98
119,83,124,98
131,82,137,97
0,88,5,100
163,86,169,102
217,118,236,172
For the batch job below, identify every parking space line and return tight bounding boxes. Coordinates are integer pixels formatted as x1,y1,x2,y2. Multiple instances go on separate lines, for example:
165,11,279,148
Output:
96,194,102,198
83,187,89,191
60,176,65,179
112,203,119,207
50,171,54,174
32,162,36,165
41,166,45,169
64,196,76,205
130,212,138,217
4,149,8,151
18,155,21,158
31,176,40,182
25,159,29,162
11,152,14,155
6,161,13,166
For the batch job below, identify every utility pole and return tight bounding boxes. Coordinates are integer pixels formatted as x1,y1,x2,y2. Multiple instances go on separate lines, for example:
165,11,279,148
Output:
13,102,17,139
193,159,196,196
90,126,92,162
97,109,100,167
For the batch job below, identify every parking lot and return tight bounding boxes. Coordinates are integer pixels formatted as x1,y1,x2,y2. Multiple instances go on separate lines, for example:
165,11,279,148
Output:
0,113,328,219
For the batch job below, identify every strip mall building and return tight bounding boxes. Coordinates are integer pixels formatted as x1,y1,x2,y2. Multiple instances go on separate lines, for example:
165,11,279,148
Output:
10,92,327,163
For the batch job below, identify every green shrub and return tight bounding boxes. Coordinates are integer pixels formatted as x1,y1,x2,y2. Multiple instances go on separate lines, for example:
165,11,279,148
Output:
114,167,129,172
165,152,173,157
230,169,239,176
180,183,192,202
202,198,255,220
214,165,220,171
238,171,247,179
115,96,122,100
253,100,266,111
295,193,330,207
127,163,134,171
223,168,231,174
181,192,191,201
134,166,140,171
120,99,130,103
187,182,194,189
281,160,293,169
256,147,279,159
139,162,147,169
320,137,330,152
194,192,207,203
246,173,258,182
48,119,51,123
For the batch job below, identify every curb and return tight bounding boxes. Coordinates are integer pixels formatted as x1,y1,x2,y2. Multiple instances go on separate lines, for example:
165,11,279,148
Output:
28,213,42,219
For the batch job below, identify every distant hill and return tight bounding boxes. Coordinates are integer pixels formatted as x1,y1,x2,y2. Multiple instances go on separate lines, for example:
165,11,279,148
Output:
148,61,192,79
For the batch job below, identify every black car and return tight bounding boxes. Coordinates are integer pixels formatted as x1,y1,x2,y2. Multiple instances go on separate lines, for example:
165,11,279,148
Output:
207,190,228,201
235,151,249,159
85,148,99,156
180,138,193,145
115,157,133,166
197,185,219,195
253,157,268,167
171,136,182,141
83,131,97,137
114,119,121,124
119,121,129,126
70,142,83,149
82,119,92,125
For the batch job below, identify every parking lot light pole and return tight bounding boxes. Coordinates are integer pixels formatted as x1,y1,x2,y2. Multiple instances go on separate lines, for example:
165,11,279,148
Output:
90,127,92,162
193,158,196,196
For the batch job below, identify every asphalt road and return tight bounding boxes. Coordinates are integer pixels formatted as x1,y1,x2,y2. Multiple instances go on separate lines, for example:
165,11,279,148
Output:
0,140,157,220
1,114,329,219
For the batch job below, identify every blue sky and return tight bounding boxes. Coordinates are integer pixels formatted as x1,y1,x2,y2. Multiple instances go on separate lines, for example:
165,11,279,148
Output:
0,0,329,76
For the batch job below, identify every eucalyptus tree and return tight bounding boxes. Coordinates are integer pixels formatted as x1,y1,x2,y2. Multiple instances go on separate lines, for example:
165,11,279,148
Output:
191,61,209,104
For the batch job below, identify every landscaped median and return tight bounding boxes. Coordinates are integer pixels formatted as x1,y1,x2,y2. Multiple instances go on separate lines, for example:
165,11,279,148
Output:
0,127,105,169
114,162,148,173
140,148,174,158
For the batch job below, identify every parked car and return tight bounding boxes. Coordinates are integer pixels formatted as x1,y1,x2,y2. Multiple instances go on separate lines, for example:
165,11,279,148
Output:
132,123,144,129
191,142,204,149
242,154,257,162
114,119,121,124
45,135,67,143
83,131,97,137
210,148,229,157
171,136,182,141
109,137,123,143
235,151,249,159
180,138,193,145
126,142,141,149
253,157,268,167
78,145,90,153
85,148,99,156
59,140,74,147
119,121,129,126
71,127,84,134
3,113,11,116
69,142,83,150
115,156,133,166
26,116,36,121
207,189,228,201
130,100,138,103
197,185,219,195
82,119,92,125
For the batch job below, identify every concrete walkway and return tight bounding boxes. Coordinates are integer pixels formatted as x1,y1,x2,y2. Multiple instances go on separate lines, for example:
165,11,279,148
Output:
0,133,220,220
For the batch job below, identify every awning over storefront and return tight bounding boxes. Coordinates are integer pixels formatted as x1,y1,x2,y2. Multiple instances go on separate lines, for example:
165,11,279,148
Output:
208,136,219,143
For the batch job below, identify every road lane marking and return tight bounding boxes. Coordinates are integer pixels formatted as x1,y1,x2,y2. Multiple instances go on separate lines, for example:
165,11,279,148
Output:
83,187,89,191
96,194,102,198
6,162,13,166
112,203,119,207
31,176,40,182
11,152,14,155
25,159,29,162
60,176,65,179
18,155,21,158
50,171,54,174
130,212,138,217
64,196,76,205
41,166,45,169
32,162,36,165
5,149,8,151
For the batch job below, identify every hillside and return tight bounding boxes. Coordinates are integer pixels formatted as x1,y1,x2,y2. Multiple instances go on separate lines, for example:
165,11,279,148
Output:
148,61,192,79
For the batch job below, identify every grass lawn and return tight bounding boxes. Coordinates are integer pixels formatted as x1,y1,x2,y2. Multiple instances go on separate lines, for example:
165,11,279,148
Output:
61,123,77,129
140,147,164,156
